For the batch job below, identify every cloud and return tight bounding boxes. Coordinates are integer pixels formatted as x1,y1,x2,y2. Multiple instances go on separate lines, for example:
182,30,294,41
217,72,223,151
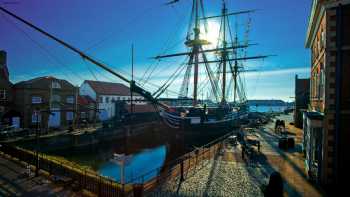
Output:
244,67,309,78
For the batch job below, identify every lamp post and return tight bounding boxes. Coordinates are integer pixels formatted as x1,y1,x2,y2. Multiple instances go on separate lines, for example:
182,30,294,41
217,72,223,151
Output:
35,108,40,177
34,108,54,177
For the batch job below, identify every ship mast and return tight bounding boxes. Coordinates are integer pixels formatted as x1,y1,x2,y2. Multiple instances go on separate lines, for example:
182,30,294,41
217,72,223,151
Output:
221,1,228,103
154,1,272,105
193,0,200,106
233,34,239,103
184,0,210,106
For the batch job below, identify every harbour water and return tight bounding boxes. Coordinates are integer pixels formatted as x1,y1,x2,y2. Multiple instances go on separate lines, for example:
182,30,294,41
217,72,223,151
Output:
249,105,288,113
49,127,185,184
45,106,285,183
34,105,286,184
98,145,167,183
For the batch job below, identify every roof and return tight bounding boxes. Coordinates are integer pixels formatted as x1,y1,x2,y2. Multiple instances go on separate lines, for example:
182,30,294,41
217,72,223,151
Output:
84,80,140,96
0,50,9,82
0,65,9,81
14,76,75,89
305,0,320,48
305,0,350,48
78,95,95,105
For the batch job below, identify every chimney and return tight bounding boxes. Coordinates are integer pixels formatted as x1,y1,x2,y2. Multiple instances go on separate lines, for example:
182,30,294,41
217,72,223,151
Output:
0,50,6,68
0,50,9,80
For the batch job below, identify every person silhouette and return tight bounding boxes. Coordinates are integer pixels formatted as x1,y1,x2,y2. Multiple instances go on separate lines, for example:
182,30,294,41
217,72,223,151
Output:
264,171,283,197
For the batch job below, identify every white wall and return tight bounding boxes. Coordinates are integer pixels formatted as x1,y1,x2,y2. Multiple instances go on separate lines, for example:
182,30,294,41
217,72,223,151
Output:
79,82,96,100
97,95,146,120
79,82,147,120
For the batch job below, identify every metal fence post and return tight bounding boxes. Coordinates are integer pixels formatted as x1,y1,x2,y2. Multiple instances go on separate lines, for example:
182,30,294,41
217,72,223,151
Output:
180,159,184,182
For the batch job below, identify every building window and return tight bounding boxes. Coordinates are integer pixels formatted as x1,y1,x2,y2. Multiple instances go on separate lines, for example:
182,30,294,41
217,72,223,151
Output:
0,89,6,100
321,30,326,48
52,81,61,89
106,97,109,103
66,112,74,121
32,96,42,104
66,96,74,104
320,69,325,99
52,95,61,102
81,112,86,119
99,96,103,103
32,112,41,123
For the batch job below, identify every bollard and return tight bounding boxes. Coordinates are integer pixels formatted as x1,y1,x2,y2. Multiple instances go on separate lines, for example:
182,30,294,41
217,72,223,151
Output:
180,159,184,182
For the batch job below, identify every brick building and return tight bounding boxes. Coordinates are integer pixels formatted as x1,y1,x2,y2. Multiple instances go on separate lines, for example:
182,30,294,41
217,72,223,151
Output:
305,0,350,189
0,51,18,127
13,76,78,131
294,75,310,128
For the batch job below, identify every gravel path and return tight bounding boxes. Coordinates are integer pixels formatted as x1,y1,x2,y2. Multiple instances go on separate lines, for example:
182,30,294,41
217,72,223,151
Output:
147,114,324,197
149,156,271,197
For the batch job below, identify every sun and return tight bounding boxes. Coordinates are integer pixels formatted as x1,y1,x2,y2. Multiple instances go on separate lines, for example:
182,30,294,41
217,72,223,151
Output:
200,20,221,48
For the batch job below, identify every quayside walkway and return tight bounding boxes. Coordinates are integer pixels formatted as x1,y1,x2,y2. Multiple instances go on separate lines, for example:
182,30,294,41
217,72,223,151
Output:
0,154,92,196
148,114,325,197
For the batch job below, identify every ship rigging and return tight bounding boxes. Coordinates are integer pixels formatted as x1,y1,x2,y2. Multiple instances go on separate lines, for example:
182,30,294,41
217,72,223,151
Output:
0,0,271,134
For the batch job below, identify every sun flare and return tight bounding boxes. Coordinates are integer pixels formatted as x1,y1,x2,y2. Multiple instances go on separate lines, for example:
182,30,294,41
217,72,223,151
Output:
200,20,221,48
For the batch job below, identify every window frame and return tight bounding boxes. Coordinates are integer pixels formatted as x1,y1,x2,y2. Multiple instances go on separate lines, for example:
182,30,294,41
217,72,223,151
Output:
32,112,41,123
32,96,42,104
66,95,74,104
66,111,74,121
51,81,61,89
0,89,6,100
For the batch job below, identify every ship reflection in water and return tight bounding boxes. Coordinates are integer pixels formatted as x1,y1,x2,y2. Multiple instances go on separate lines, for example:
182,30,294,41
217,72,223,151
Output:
99,145,166,183
48,121,226,183
50,126,186,184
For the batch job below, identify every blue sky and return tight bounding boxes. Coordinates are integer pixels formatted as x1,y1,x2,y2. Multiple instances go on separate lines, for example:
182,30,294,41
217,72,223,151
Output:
0,0,312,101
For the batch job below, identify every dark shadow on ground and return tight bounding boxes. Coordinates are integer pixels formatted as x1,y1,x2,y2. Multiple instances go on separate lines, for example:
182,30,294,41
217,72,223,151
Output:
244,124,324,196
202,148,221,195
0,174,25,196
259,127,308,180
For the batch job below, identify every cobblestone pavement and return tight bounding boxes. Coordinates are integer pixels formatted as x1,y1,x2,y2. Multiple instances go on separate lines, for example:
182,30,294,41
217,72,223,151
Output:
149,114,325,197
151,157,267,197
0,154,91,197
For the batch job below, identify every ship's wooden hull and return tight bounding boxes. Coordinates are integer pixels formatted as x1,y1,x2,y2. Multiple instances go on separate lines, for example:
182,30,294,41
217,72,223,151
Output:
160,108,246,146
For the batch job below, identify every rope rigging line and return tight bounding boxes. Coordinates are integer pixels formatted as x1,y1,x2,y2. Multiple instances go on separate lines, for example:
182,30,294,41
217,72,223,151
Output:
140,3,190,85
250,59,264,99
142,55,187,87
82,58,99,81
244,15,252,58
84,3,161,52
197,64,216,100
82,58,120,101
87,56,187,98
0,12,85,84
155,63,187,99
216,14,224,49
226,60,234,100
179,66,192,97
186,0,196,40
201,47,221,102
152,57,188,97
200,0,208,34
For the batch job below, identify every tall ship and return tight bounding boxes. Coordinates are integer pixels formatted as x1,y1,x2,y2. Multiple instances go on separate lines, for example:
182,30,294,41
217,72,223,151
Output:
154,0,269,137
0,0,269,140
